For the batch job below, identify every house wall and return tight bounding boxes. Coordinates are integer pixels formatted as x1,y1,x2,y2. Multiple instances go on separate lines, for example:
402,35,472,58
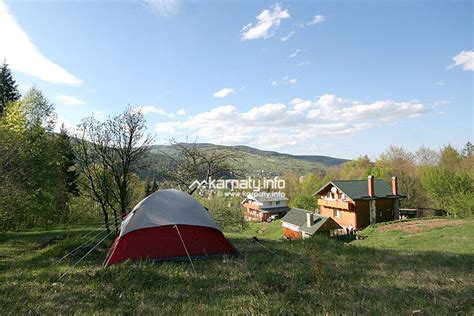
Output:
355,199,396,228
261,200,288,209
319,205,356,228
283,227,301,240
375,198,396,223
243,207,261,221
355,200,370,228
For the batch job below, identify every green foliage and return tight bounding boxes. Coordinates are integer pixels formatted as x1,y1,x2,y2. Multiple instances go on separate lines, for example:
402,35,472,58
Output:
0,87,80,231
0,101,26,134
439,145,462,171
420,166,473,217
462,141,473,158
56,125,79,196
286,143,473,215
144,179,159,197
198,193,247,231
149,143,347,179
0,61,21,116
339,155,375,179
289,195,317,211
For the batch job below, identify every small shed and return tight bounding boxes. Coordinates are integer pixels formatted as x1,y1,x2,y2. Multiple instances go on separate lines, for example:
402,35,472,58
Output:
281,208,342,240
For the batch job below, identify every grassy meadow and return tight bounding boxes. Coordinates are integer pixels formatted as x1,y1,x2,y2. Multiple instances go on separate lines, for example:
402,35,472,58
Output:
0,219,473,314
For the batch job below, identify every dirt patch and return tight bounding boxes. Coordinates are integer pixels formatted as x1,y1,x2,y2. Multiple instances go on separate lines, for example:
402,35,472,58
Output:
378,219,466,234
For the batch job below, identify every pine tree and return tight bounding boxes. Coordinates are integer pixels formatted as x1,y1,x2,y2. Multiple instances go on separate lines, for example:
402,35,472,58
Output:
462,141,473,158
56,125,79,196
151,178,158,192
0,61,21,117
144,180,152,197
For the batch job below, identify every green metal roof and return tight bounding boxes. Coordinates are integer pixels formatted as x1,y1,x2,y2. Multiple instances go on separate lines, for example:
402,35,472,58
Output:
281,208,309,227
314,179,402,200
281,208,341,235
249,192,288,202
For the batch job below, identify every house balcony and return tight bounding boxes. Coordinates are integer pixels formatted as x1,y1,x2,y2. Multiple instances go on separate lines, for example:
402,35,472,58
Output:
317,198,351,210
243,202,260,211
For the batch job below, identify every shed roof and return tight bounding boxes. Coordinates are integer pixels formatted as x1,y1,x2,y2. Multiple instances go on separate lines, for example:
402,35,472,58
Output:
281,208,341,235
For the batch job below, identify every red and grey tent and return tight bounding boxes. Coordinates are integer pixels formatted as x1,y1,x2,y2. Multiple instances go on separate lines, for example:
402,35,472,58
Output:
104,189,237,267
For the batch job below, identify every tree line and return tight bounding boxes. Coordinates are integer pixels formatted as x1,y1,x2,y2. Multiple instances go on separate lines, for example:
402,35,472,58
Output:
0,60,472,233
0,62,242,232
0,62,153,232
284,143,474,218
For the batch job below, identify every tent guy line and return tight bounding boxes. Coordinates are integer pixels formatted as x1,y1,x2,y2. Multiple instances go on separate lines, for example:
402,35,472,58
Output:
56,229,115,283
174,224,197,276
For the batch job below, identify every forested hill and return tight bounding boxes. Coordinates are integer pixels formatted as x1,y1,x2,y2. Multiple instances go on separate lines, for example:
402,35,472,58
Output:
148,143,348,177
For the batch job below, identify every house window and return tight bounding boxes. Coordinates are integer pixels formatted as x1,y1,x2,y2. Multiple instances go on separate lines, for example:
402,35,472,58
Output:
340,193,346,201
333,208,342,218
268,201,272,206
327,192,334,199
276,201,280,205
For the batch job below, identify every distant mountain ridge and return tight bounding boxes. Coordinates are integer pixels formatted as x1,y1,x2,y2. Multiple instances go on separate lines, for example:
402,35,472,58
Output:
148,143,348,177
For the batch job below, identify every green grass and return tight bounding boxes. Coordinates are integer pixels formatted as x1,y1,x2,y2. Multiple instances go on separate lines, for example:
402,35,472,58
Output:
353,219,474,254
0,219,473,314
226,220,284,240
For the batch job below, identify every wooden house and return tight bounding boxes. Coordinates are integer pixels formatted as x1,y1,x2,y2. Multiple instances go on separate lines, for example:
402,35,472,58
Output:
242,193,289,221
313,176,405,229
281,208,342,240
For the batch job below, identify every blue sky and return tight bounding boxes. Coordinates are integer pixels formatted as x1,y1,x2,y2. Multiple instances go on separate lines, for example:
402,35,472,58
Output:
0,0,472,159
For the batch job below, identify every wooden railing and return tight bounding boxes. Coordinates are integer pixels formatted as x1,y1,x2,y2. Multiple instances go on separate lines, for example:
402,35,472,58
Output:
317,198,351,210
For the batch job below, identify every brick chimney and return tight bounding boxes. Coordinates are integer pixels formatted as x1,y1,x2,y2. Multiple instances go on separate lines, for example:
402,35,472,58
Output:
306,212,313,227
392,176,398,196
368,175,374,197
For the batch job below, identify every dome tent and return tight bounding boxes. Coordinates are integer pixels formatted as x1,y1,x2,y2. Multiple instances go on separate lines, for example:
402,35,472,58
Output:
104,189,237,267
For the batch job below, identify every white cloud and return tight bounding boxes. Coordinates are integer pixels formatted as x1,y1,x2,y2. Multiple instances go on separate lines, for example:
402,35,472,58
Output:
291,98,312,111
272,76,297,86
154,94,427,150
143,0,180,17
297,61,310,67
155,121,179,133
176,109,186,115
280,30,295,42
0,0,82,85
56,95,85,106
241,4,290,40
135,105,167,115
433,100,449,108
289,49,300,58
213,87,236,98
306,15,326,26
449,50,474,71
434,81,445,86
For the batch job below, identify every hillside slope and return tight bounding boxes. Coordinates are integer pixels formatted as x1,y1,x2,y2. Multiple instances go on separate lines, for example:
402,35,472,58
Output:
353,218,474,254
0,219,472,314
148,143,348,177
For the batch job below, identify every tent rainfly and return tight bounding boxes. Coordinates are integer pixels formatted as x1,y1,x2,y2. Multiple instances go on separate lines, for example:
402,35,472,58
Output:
104,189,237,267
